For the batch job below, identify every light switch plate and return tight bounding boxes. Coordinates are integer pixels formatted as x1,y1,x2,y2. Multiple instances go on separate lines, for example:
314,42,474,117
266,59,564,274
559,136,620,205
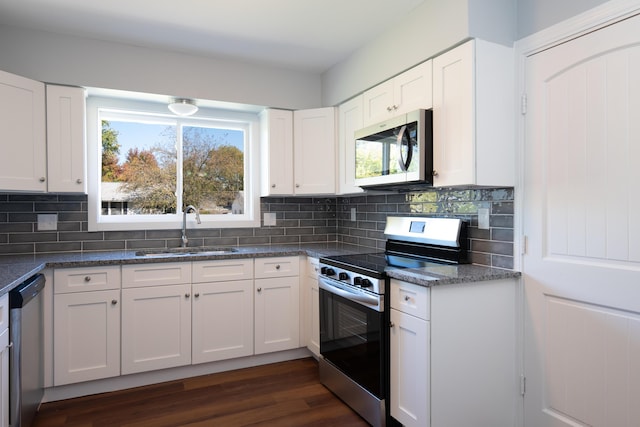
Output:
478,208,490,230
263,212,276,226
38,214,58,231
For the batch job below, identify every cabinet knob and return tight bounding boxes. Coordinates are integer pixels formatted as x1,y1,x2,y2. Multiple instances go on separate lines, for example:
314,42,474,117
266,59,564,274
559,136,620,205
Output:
404,295,411,301
185,293,190,298
76,179,83,184
39,177,46,182
271,184,276,188
432,170,439,177
194,293,200,298
84,276,91,282
257,287,262,293
386,106,393,112
389,321,395,328
295,183,300,188
111,299,117,305
275,264,281,270
393,105,399,110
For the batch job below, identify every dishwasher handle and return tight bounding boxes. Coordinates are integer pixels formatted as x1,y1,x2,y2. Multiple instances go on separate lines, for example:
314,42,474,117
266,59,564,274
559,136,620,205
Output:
9,274,45,309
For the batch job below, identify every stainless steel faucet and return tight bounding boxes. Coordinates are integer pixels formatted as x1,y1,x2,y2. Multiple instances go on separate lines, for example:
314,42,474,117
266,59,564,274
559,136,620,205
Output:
181,205,201,247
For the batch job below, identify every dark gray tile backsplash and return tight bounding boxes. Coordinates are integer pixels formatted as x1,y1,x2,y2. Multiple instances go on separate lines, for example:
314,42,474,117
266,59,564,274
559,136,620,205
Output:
0,187,515,269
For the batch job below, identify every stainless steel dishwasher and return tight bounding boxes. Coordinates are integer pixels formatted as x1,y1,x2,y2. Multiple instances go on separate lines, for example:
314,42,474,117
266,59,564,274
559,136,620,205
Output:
9,274,45,427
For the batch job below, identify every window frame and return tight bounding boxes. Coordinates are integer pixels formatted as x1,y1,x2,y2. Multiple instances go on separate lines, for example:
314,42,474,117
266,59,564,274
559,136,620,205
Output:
86,96,261,232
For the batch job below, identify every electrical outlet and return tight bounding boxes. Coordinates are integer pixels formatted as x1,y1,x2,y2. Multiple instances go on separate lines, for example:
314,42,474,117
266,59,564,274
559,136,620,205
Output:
350,207,357,221
263,212,276,226
38,214,58,231
478,208,490,230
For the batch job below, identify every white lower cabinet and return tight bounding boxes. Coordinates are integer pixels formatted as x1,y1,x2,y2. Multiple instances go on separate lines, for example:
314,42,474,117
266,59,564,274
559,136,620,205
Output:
54,290,121,385
254,257,300,354
52,266,121,386
0,294,9,427
192,259,254,364
121,263,192,375
389,280,430,427
390,278,518,427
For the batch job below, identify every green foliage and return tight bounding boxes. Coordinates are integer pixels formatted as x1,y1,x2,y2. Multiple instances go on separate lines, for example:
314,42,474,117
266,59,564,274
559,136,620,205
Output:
101,121,122,182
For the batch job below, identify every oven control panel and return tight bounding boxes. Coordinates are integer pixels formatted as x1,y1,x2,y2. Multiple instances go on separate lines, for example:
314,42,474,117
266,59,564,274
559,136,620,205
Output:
319,264,383,295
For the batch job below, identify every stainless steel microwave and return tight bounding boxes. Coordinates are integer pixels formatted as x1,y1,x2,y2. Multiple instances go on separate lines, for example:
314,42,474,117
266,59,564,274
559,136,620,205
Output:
354,109,433,188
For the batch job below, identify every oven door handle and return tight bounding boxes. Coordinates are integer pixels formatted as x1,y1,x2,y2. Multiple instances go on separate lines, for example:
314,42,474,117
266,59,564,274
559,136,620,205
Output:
319,278,382,311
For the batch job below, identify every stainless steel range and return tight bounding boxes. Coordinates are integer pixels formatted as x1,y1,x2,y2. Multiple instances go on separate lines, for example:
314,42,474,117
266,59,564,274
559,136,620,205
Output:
318,216,468,427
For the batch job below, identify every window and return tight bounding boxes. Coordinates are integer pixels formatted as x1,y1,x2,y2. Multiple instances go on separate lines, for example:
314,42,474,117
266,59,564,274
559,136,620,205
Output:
86,95,260,231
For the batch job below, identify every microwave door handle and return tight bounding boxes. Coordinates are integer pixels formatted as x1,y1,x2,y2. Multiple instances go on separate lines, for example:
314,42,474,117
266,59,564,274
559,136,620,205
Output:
396,125,412,172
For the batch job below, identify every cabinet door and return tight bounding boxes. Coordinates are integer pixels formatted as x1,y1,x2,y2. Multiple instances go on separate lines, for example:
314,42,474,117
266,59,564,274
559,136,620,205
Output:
192,280,254,364
53,290,121,385
337,96,364,195
394,60,433,113
46,85,86,193
0,329,8,427
432,41,475,186
255,276,300,354
259,109,294,195
0,70,46,192
293,107,336,194
121,284,191,374
390,308,430,427
362,79,394,126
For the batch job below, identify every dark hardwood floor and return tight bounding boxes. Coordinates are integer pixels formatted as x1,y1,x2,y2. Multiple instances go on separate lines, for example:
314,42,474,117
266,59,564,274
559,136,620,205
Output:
33,358,370,427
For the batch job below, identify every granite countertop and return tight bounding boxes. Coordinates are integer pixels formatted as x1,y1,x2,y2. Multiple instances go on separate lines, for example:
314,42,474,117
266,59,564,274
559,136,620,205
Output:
0,243,520,296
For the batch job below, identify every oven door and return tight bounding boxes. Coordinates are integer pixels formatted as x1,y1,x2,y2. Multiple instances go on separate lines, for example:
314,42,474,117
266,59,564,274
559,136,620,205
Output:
319,277,386,399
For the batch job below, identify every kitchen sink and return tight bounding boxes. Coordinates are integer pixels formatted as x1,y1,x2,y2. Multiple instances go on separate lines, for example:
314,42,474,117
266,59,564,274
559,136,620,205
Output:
135,247,239,257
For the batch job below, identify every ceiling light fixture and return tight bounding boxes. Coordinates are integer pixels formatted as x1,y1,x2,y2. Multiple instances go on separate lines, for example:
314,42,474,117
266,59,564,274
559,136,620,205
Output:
168,98,198,116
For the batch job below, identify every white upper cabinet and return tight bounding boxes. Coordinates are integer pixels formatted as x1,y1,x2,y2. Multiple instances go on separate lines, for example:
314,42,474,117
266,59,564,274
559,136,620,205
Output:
261,107,336,196
337,95,364,195
432,39,514,187
363,60,433,126
0,70,46,192
46,85,86,193
260,109,294,195
293,107,336,194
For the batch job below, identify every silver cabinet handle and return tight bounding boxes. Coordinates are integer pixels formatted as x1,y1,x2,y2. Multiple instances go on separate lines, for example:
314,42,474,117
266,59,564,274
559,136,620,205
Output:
271,184,276,188
39,177,46,182
404,295,411,301
76,179,82,184
84,276,91,282
111,300,117,305
295,183,300,188
275,264,281,270
389,321,395,328
257,287,262,293
194,293,200,298
185,293,190,298
432,170,439,177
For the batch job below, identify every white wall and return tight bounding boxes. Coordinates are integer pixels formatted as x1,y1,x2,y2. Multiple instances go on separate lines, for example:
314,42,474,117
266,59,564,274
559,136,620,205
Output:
516,0,609,38
321,0,517,106
0,24,322,110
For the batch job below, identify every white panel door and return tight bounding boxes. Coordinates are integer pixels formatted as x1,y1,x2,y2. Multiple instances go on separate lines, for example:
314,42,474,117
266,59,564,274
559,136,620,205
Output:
523,13,640,427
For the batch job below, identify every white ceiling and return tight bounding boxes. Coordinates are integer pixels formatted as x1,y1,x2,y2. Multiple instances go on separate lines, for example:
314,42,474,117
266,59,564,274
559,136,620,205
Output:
0,0,425,73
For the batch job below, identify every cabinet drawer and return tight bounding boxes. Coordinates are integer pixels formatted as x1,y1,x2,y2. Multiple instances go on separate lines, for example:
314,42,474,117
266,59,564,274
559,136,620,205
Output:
254,256,299,279
192,259,253,283
306,257,319,280
122,262,191,288
54,266,121,294
0,293,8,332
390,279,430,320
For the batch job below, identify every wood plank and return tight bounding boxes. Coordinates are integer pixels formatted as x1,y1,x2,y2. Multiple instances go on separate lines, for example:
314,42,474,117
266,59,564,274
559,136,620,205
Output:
33,358,369,427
